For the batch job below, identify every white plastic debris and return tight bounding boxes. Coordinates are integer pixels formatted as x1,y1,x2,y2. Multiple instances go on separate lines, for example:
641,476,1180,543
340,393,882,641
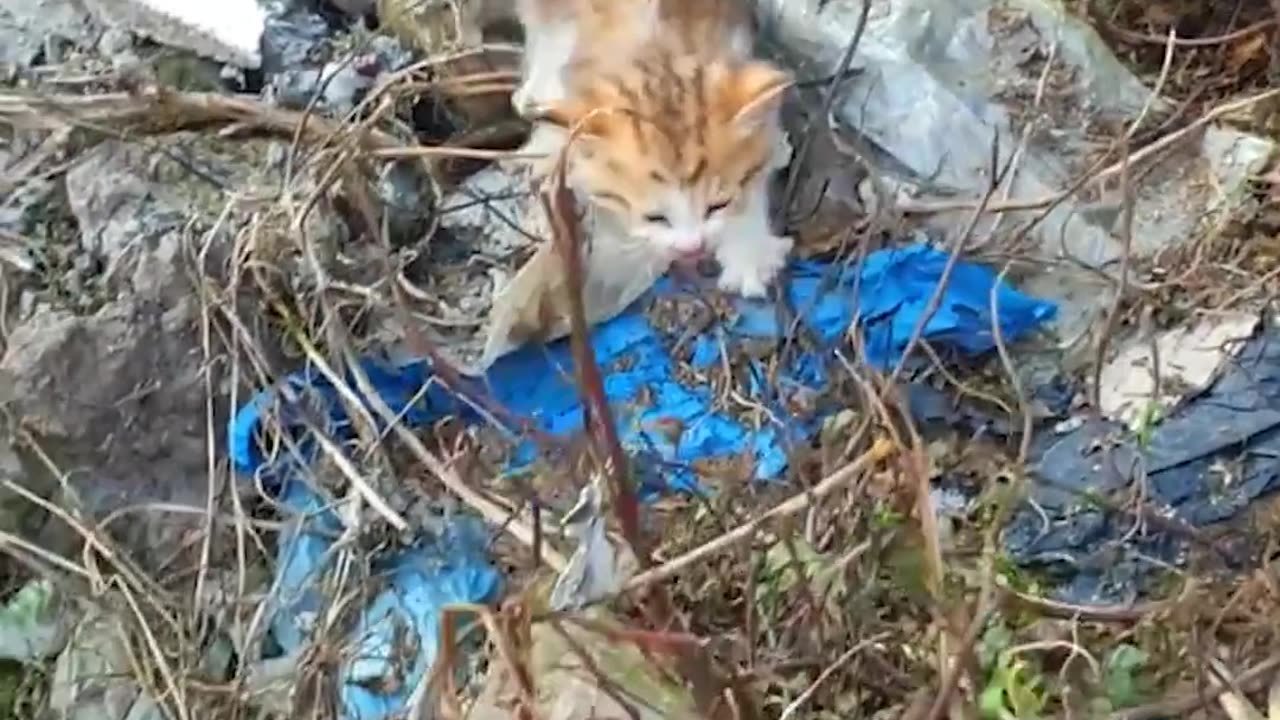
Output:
82,0,267,68
478,202,670,372
432,166,671,375
1099,311,1260,430
548,474,637,612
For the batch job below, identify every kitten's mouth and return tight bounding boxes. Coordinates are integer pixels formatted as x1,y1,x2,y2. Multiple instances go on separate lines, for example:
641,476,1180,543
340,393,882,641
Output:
669,248,708,267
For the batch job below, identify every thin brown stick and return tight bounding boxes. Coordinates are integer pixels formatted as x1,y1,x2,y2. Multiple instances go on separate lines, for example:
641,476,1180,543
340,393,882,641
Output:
778,633,890,720
885,133,1013,389
621,437,894,592
1102,17,1274,48
0,87,524,167
1114,654,1280,720
895,87,1280,216
915,598,997,720
997,583,1170,623
1090,135,1133,415
541,114,645,561
991,262,1035,464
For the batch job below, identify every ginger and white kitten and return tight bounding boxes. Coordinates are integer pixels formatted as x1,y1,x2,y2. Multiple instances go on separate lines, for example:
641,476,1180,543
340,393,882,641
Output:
510,0,754,115
511,0,794,298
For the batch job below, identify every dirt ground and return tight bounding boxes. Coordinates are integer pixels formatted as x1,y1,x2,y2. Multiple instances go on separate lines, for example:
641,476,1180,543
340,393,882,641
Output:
2,0,1280,718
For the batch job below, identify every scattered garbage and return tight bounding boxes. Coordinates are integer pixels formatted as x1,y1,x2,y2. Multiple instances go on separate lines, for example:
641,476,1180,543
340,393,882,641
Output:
227,237,1055,715
232,241,1058,494
230,328,505,719
269,57,378,114
548,474,638,612
464,166,677,371
757,0,1276,344
5,0,1280,715
233,408,504,720
1098,310,1260,430
338,518,501,719
259,0,332,76
1008,321,1280,603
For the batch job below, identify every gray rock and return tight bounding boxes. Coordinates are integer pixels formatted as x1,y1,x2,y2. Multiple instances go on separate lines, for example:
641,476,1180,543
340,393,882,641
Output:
7,139,227,565
2,297,208,509
49,607,145,720
96,26,133,55
0,0,95,67
64,142,186,292
12,133,353,572
0,175,59,242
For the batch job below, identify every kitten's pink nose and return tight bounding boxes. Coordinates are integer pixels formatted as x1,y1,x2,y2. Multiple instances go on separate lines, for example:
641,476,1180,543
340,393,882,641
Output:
670,239,706,259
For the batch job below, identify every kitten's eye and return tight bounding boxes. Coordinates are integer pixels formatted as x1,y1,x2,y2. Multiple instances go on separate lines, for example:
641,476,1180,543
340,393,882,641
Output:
643,212,671,226
706,199,732,217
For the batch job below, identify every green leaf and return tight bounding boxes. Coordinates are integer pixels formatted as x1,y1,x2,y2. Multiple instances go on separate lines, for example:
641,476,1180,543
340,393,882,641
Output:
756,538,848,617
981,652,1046,720
980,680,1008,719
1103,644,1150,708
1005,657,1045,718
978,622,1014,670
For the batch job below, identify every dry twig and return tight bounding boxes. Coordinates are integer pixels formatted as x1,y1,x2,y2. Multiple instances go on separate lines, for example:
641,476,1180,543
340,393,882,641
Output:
621,437,894,593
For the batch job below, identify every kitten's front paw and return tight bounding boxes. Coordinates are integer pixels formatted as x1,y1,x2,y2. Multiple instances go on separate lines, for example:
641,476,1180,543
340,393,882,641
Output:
510,79,537,119
717,265,769,298
497,152,531,177
716,234,793,299
503,125,565,178
497,155,549,182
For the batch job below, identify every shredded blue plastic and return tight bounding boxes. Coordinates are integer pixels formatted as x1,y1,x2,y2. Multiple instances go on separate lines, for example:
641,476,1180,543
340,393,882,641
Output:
263,477,501,719
228,242,1056,719
231,244,1057,488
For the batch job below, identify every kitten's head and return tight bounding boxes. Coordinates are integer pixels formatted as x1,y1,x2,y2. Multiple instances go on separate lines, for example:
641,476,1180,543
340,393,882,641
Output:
536,57,791,260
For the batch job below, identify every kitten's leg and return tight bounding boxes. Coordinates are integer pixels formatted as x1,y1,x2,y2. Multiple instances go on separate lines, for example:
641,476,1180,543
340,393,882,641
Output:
510,17,576,117
713,178,793,299
504,27,571,177
505,12,576,177
510,122,569,179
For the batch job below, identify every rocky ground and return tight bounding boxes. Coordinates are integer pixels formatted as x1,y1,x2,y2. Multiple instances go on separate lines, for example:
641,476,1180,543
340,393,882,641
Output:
2,0,1280,719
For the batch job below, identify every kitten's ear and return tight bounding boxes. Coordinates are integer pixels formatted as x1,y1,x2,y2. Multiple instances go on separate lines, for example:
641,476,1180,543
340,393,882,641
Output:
724,61,792,131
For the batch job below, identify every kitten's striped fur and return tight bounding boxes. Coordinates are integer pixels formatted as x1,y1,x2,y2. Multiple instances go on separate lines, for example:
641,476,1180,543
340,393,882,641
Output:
512,0,794,298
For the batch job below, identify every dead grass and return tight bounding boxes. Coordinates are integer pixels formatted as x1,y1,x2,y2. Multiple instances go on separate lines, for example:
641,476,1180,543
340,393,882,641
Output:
1,2,1280,719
